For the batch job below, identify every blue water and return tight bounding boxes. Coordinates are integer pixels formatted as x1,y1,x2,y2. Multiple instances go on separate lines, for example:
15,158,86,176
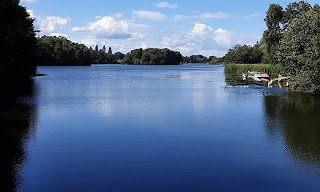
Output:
2,64,320,192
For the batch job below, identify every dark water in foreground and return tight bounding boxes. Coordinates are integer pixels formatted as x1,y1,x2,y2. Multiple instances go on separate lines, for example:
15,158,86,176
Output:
1,64,320,192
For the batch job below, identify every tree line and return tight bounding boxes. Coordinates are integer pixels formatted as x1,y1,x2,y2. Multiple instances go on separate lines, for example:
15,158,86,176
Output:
182,55,221,64
222,1,320,94
36,37,183,66
121,48,183,65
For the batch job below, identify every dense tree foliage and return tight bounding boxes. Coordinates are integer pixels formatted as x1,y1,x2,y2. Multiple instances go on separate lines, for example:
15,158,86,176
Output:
0,0,37,106
262,4,284,64
122,48,183,65
276,10,320,94
0,0,37,77
262,1,313,64
36,36,93,66
223,44,263,64
91,45,121,64
35,36,182,66
283,1,312,28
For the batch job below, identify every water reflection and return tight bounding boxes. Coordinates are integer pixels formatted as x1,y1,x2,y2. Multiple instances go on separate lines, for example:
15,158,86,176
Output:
0,78,37,192
264,93,320,165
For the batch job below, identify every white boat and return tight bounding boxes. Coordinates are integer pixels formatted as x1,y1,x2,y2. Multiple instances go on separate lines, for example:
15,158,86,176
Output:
243,71,270,82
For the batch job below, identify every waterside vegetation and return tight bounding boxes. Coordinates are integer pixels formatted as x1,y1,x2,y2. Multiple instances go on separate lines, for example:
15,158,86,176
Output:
222,1,320,94
224,64,285,79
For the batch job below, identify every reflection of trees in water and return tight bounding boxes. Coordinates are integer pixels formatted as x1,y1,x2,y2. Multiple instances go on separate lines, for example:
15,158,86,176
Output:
263,95,284,140
264,93,320,165
0,78,37,192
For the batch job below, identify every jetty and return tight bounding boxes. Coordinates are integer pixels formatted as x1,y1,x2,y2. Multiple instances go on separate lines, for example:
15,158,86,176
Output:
267,75,289,88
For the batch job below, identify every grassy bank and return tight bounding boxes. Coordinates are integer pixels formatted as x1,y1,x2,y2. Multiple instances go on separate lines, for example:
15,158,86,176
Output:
224,63,285,79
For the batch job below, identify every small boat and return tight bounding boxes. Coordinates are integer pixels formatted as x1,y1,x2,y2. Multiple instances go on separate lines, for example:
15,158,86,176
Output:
243,71,270,82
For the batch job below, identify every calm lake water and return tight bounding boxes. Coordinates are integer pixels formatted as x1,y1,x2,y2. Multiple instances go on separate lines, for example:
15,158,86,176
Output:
1,64,320,192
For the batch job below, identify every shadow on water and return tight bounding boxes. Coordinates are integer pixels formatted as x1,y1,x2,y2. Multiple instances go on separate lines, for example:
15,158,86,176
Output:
226,72,320,165
264,93,320,165
0,78,38,192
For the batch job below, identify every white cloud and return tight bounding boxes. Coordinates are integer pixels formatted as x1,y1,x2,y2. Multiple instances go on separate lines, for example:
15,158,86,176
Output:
156,2,178,8
26,9,70,35
72,16,141,39
140,42,149,49
162,23,233,57
39,16,70,33
190,23,213,35
133,10,166,20
74,16,148,52
21,0,38,3
78,22,234,57
199,12,231,19
175,12,231,21
48,33,68,38
214,28,232,47
26,9,36,19
81,37,97,47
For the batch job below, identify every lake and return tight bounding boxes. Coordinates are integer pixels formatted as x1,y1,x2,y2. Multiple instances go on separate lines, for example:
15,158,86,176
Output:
1,64,320,192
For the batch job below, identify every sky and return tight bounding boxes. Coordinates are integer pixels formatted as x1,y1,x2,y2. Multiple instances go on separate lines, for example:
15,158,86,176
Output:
20,0,319,57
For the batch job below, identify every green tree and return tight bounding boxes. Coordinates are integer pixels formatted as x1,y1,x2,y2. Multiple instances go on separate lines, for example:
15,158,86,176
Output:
100,45,106,53
121,48,182,65
314,4,320,13
283,1,312,28
276,10,320,94
36,36,93,66
224,44,263,64
0,0,37,77
262,4,284,64
0,0,38,105
108,47,112,54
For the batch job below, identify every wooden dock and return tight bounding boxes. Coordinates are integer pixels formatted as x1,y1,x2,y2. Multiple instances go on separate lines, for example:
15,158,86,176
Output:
268,75,289,88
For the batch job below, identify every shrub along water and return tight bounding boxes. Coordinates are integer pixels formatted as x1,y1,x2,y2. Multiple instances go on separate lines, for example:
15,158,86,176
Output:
224,63,285,79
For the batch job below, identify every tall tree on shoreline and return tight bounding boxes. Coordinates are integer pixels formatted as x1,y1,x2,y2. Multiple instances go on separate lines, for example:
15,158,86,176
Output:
262,4,283,64
0,0,37,105
276,10,320,94
0,0,37,78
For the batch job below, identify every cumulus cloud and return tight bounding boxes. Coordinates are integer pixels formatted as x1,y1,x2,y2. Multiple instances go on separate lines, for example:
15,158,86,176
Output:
214,28,232,47
21,0,38,3
39,16,70,33
162,23,233,57
133,10,166,20
74,16,148,52
81,37,97,47
26,9,70,35
72,16,146,39
26,9,36,19
156,2,178,8
190,23,213,35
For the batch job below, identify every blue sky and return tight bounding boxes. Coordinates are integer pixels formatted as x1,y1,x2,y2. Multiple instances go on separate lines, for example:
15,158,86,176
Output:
20,0,319,57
